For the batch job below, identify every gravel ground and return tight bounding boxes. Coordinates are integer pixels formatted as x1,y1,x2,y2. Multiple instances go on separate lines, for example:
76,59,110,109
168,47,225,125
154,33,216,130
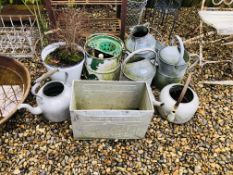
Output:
0,8,233,175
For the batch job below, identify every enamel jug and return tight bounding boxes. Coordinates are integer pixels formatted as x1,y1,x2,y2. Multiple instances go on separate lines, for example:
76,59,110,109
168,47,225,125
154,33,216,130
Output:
125,23,158,59
18,70,71,122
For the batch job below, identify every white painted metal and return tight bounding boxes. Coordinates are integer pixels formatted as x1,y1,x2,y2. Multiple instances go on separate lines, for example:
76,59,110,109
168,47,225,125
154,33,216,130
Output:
0,15,38,58
199,0,233,66
199,11,233,35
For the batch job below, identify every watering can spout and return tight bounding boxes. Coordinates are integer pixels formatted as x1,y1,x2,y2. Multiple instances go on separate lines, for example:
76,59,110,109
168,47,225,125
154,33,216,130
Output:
18,104,43,115
167,111,176,122
152,100,164,107
147,84,164,107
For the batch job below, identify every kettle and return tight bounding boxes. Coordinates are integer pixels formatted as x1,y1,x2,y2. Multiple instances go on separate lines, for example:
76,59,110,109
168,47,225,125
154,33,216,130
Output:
150,74,199,124
121,49,157,85
18,69,71,122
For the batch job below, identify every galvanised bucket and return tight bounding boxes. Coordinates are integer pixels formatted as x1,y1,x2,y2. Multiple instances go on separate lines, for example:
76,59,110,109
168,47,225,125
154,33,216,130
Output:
84,34,124,80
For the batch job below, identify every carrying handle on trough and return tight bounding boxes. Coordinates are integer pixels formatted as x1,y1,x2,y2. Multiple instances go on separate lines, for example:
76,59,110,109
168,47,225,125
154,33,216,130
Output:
147,84,164,107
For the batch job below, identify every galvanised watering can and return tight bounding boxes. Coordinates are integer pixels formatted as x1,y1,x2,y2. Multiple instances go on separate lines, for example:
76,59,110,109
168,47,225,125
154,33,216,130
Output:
122,48,157,85
18,69,71,122
158,35,186,77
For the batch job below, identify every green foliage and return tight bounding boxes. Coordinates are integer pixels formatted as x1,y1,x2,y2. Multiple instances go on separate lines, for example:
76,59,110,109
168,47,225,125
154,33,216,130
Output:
10,0,42,4
22,0,42,4
1,0,42,5
45,47,84,67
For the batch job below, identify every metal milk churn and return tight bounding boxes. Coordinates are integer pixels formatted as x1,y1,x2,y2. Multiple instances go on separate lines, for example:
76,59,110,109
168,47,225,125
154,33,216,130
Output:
121,49,157,85
125,23,158,59
84,34,124,80
153,35,188,89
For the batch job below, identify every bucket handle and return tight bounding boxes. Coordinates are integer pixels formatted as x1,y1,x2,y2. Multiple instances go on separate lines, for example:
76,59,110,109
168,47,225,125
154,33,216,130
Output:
167,73,193,122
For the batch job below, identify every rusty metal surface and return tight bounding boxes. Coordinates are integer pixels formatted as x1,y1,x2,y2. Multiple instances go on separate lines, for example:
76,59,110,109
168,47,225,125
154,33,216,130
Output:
120,0,127,39
44,0,57,28
0,56,31,125
51,0,122,5
54,8,121,37
57,18,121,37
45,0,125,38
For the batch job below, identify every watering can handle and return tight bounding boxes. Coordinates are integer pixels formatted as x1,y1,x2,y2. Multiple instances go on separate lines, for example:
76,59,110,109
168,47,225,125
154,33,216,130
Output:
143,22,150,28
31,69,58,96
35,69,59,83
122,48,158,72
31,69,69,96
175,35,184,61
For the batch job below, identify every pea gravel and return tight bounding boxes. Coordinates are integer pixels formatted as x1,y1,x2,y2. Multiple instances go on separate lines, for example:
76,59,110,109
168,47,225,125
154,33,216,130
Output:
0,7,232,175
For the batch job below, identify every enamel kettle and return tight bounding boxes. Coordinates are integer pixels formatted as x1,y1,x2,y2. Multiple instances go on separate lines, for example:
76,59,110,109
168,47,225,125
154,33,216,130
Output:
150,74,199,124
18,69,71,122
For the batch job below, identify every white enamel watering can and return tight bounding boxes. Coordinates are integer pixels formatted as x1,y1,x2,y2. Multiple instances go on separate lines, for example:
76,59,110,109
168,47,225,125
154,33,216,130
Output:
18,69,71,122
150,74,199,124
